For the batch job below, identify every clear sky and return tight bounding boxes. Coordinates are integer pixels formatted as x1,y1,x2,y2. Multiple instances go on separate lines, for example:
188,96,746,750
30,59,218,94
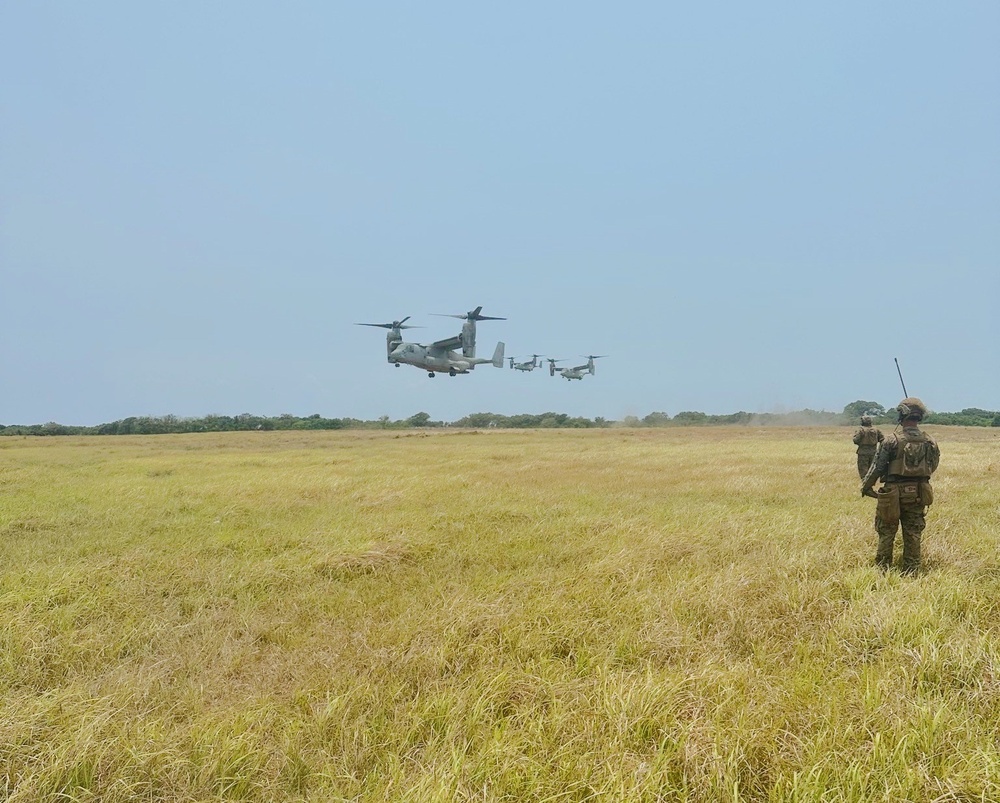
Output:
2,3,997,426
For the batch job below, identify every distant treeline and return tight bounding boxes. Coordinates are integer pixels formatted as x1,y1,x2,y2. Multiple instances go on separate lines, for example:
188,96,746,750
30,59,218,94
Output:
3,401,999,436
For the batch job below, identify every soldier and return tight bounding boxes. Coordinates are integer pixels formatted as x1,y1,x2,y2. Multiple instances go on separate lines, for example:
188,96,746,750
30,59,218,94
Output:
852,415,884,479
861,398,940,574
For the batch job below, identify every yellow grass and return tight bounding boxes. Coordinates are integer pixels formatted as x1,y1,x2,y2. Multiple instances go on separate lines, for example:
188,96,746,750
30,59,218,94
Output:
1,426,999,801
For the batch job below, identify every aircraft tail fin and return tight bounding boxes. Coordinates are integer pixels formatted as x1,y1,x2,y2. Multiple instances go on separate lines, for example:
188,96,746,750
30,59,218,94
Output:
492,341,505,368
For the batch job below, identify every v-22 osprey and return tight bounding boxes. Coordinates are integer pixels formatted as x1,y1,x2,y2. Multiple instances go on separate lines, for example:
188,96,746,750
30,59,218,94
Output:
357,306,505,378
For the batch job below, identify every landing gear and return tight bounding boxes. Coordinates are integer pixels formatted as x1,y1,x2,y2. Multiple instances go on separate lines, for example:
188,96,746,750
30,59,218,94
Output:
427,372,435,378
394,363,401,368
449,369,457,377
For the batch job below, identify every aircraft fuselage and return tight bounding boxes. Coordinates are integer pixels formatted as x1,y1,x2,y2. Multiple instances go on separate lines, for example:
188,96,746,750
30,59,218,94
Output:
389,343,471,373
387,340,504,376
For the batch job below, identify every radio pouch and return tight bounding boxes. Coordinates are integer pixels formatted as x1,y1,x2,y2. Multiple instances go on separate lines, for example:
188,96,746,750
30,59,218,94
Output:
876,484,900,528
920,481,934,507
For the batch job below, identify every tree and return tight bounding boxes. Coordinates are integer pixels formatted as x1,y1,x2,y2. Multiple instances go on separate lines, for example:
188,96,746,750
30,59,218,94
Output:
842,400,886,421
454,412,500,428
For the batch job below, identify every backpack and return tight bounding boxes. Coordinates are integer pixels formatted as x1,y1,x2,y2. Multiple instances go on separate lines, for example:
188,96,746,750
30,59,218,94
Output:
858,427,879,447
889,430,936,477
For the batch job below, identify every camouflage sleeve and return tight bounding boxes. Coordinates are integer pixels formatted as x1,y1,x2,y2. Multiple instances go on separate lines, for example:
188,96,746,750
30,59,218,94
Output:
852,429,862,445
877,429,884,443
928,438,941,475
861,434,895,491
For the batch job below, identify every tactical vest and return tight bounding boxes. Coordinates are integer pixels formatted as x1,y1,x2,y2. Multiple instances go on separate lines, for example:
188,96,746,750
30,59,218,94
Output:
857,427,879,447
888,429,936,478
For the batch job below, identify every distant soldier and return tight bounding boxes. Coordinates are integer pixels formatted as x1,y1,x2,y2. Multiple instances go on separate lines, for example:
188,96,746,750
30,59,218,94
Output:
852,415,884,479
861,398,940,574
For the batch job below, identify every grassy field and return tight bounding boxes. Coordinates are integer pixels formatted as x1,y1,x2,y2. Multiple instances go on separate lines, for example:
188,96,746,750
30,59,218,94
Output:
1,426,999,802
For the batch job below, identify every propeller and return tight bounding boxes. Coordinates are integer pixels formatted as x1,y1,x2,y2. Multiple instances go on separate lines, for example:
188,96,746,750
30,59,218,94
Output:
582,354,608,360
355,317,422,330
431,305,506,322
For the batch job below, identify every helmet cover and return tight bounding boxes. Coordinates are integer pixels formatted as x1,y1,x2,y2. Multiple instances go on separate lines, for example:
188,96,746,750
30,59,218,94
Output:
897,397,927,421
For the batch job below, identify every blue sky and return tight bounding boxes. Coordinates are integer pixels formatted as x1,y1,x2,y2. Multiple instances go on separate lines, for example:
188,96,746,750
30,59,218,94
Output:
2,2,997,425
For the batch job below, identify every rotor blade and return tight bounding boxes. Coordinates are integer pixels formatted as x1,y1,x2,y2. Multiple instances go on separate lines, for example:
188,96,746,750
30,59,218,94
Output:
465,304,506,321
582,354,608,359
431,307,506,322
355,322,421,330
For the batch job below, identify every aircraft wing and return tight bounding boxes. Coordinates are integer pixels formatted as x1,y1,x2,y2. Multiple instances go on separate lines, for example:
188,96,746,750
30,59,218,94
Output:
429,335,462,352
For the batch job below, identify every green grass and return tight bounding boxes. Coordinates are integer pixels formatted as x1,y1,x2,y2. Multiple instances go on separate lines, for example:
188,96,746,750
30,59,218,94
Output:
1,426,999,801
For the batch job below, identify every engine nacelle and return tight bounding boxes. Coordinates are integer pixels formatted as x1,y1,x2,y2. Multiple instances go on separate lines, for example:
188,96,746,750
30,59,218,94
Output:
386,330,403,360
461,320,476,357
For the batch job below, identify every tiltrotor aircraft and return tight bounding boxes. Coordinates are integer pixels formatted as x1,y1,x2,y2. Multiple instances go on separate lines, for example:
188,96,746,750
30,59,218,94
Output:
356,306,505,378
548,355,606,380
509,354,544,372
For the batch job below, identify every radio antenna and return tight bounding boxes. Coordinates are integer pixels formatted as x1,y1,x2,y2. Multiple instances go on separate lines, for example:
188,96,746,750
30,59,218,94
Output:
894,357,908,397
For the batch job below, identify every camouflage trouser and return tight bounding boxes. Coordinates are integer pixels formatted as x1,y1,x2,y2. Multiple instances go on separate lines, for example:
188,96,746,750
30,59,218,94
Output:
857,449,877,479
875,486,927,573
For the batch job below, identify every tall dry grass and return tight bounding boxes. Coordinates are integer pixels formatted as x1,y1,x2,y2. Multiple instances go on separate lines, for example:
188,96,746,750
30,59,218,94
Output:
1,426,998,801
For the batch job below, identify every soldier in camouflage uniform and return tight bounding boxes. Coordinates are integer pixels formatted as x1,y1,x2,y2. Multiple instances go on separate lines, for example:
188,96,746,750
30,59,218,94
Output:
852,415,884,479
861,398,940,574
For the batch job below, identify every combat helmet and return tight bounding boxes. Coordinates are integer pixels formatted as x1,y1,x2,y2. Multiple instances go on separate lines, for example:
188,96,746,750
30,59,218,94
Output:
896,397,927,422
860,415,873,426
